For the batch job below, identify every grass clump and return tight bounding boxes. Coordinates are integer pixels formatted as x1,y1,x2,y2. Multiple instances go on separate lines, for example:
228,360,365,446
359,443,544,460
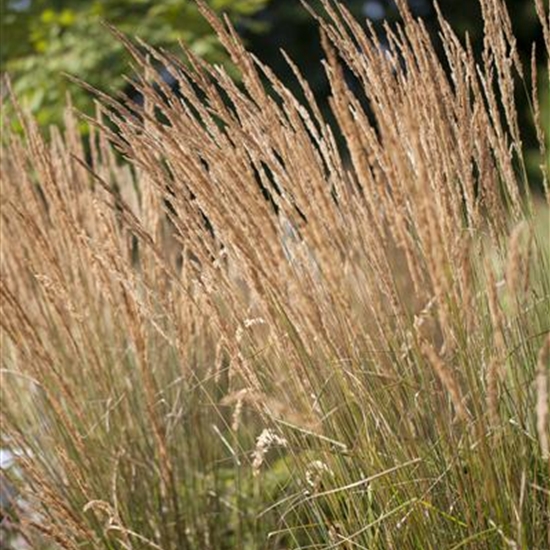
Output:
1,1,549,548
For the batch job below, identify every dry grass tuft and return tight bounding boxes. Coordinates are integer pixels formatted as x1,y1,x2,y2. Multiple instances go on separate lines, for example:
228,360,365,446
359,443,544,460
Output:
1,0,549,548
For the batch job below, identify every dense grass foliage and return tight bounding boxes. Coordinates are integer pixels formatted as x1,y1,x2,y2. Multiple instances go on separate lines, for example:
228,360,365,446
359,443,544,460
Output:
1,1,549,548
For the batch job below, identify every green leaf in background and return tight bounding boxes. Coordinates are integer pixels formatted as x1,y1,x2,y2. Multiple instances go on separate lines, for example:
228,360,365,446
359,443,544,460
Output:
1,0,271,129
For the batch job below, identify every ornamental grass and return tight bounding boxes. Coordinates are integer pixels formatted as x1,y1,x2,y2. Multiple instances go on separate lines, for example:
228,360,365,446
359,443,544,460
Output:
1,1,549,548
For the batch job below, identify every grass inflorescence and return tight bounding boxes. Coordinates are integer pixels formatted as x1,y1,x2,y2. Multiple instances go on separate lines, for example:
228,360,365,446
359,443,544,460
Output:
1,1,549,548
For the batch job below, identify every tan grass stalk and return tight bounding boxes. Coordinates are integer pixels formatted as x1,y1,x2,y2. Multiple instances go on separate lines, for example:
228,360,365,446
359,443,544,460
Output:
530,45,550,204
536,335,550,460
421,341,467,421
487,356,501,428
505,221,529,307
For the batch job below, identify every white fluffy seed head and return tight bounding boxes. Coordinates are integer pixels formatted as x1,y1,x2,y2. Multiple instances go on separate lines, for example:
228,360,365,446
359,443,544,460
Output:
252,429,288,476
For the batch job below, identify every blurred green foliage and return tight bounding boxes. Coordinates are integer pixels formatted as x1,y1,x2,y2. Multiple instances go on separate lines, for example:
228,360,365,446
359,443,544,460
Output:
1,0,269,127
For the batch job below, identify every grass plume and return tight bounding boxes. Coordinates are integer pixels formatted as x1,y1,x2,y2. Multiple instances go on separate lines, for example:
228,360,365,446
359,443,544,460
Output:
1,0,549,548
